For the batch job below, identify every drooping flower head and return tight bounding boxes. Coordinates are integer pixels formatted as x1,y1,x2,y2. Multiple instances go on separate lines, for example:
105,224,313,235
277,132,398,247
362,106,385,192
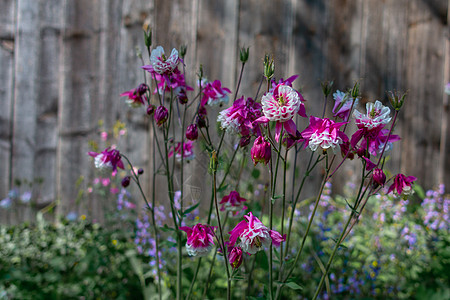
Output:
372,168,386,188
120,83,148,108
217,96,262,137
355,128,400,157
200,80,231,106
180,223,216,257
332,90,358,120
149,46,179,75
388,174,417,197
142,65,193,97
251,136,271,165
154,106,168,127
219,191,247,212
228,212,285,255
228,246,243,269
354,100,391,131
169,140,195,162
301,116,348,153
88,147,125,172
185,124,198,141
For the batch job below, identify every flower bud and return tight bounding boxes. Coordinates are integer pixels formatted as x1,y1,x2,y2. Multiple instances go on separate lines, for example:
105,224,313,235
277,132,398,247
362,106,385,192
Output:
239,135,251,148
154,105,168,126
387,90,407,111
178,88,188,104
138,168,144,175
351,82,360,99
240,47,249,63
179,45,187,59
144,28,152,48
263,54,275,80
251,136,271,165
196,106,208,128
136,83,148,96
146,104,155,116
372,168,386,188
320,80,333,98
186,124,198,141
229,247,243,269
121,176,131,188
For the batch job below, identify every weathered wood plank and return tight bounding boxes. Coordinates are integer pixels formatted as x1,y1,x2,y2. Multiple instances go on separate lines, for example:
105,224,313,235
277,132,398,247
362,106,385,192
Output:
0,0,16,224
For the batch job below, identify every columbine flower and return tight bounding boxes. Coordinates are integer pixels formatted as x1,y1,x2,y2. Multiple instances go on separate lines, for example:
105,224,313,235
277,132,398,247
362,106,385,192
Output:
120,84,148,108
355,128,400,157
228,246,243,269
228,212,285,255
372,168,386,188
142,66,193,96
388,173,417,196
200,80,231,106
332,90,358,120
219,191,247,212
258,83,306,141
180,224,216,257
354,100,391,130
251,136,271,165
185,124,198,141
169,141,195,162
148,46,179,75
154,105,168,126
301,116,348,153
88,147,124,172
0,198,12,209
217,96,262,137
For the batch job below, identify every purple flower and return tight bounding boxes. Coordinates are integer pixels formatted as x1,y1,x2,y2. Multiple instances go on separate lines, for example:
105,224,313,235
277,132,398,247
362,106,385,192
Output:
120,84,148,108
217,96,262,137
200,80,231,106
88,147,124,172
332,90,358,120
301,116,348,153
154,106,168,127
219,191,247,212
169,141,195,162
388,173,417,196
180,224,216,257
228,246,243,269
251,136,271,166
372,168,386,187
185,124,198,141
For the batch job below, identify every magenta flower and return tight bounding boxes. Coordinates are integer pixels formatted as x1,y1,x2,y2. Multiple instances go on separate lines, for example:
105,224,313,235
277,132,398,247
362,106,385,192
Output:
88,147,124,172
148,46,179,75
372,168,386,187
388,173,417,196
143,65,193,96
120,84,148,108
354,100,391,130
257,83,306,141
332,90,358,120
154,106,168,127
219,191,247,212
228,246,243,269
228,212,285,255
301,116,348,152
200,80,231,106
169,140,195,162
185,124,198,141
354,128,400,157
251,136,271,165
217,96,262,137
180,224,216,257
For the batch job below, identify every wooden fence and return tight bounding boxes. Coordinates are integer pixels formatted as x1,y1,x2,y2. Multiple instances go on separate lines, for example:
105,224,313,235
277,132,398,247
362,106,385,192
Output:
0,0,449,224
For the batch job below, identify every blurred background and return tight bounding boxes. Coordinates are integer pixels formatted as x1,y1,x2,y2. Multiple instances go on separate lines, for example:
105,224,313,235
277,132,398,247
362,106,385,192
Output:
0,0,449,223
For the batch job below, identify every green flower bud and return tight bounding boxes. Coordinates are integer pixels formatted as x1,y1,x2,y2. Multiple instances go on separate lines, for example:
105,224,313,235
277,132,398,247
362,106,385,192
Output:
263,54,275,80
240,47,249,63
320,80,334,97
387,90,407,111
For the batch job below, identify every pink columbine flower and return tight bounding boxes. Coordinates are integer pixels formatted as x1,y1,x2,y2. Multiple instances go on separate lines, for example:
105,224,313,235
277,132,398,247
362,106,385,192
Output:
142,65,193,96
301,116,348,153
169,140,195,162
332,90,358,120
228,246,243,269
388,174,417,196
228,212,285,255
88,147,124,172
120,84,148,108
257,83,306,142
149,46,179,75
220,191,247,212
180,224,216,257
154,105,168,127
355,128,400,157
200,80,231,106
354,100,391,131
217,96,262,137
185,124,198,141
372,168,386,188
251,136,271,165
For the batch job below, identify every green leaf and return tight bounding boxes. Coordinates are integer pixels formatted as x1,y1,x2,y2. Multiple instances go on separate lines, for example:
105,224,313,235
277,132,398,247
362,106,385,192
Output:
284,281,303,290
181,202,200,216
159,224,175,232
413,184,425,199
271,194,284,204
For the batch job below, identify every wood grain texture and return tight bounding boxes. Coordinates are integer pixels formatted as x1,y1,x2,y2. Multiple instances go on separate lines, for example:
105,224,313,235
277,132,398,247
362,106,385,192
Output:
0,0,448,223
